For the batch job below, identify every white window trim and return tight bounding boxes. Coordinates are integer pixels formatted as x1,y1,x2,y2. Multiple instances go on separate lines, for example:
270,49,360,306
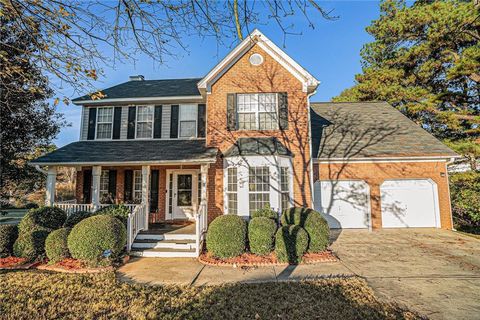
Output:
99,170,110,200
178,104,198,138
236,93,279,131
133,169,143,202
226,167,238,214
165,169,200,220
96,107,114,140
134,105,154,139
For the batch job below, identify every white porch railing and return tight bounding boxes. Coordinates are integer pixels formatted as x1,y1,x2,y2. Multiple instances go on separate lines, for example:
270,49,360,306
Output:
54,203,95,215
127,204,147,252
195,200,208,256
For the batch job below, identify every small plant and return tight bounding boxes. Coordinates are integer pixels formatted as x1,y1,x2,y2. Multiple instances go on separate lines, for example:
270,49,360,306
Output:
250,204,278,221
45,228,70,263
275,225,309,264
64,211,92,228
95,204,130,225
0,225,18,258
248,217,277,255
206,215,247,258
13,230,50,261
281,207,330,252
67,215,127,266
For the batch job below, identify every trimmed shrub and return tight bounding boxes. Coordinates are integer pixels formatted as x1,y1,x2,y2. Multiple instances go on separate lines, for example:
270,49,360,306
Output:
248,217,277,255
0,225,18,257
68,215,127,265
250,204,278,221
18,206,67,234
206,215,247,258
64,211,92,228
281,207,330,252
275,225,308,264
45,228,70,263
24,202,39,209
13,230,50,261
95,204,130,225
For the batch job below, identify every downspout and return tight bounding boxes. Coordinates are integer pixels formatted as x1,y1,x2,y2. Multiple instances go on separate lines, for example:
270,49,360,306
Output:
306,89,318,209
34,165,48,175
445,157,457,231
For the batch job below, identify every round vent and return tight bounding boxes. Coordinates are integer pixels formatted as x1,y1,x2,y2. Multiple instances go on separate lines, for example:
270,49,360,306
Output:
249,53,264,66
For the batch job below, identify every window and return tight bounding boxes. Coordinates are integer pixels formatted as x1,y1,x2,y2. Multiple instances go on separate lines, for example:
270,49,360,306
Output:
226,167,238,214
249,167,270,214
168,173,173,214
179,104,197,138
280,167,290,210
133,170,142,202
96,107,113,139
237,93,278,130
99,170,110,203
136,106,154,138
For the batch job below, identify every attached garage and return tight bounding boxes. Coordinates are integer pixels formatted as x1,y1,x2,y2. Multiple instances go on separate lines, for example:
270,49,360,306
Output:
314,180,370,229
380,179,440,228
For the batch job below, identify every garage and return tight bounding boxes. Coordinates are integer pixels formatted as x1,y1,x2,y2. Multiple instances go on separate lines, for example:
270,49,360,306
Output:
380,179,440,228
313,180,370,229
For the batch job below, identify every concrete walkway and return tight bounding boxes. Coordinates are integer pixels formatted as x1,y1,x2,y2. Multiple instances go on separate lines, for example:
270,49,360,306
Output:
117,229,480,320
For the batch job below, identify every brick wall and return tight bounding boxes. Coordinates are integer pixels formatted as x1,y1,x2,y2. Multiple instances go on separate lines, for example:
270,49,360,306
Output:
317,161,453,229
205,43,313,220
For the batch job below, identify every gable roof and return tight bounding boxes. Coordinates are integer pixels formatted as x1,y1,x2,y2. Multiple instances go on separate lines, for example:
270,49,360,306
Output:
310,102,458,160
223,137,291,157
72,78,202,105
30,140,217,165
197,29,319,93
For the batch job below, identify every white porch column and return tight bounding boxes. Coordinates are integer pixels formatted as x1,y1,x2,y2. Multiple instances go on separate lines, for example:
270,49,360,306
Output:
91,166,101,210
141,165,150,230
45,166,57,206
200,164,208,206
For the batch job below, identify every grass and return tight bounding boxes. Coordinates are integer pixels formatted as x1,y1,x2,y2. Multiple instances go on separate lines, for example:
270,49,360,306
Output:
0,271,422,320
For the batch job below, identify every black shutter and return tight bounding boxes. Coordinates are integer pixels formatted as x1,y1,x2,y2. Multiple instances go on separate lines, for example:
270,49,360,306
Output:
83,170,92,203
278,92,289,130
227,93,237,131
112,107,122,139
124,170,133,202
127,106,136,139
87,108,97,140
150,170,159,212
170,105,179,138
108,170,117,202
154,105,163,138
197,103,206,138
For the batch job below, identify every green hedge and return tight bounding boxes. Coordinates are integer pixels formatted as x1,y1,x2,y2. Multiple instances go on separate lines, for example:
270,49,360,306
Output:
13,230,50,261
275,225,308,264
450,172,480,234
64,211,93,228
18,206,67,234
281,207,330,252
206,215,247,258
95,205,130,225
248,217,277,255
0,225,18,258
250,205,278,221
45,228,70,263
67,215,127,265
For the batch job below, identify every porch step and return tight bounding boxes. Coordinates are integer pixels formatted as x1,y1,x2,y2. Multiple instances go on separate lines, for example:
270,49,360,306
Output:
130,247,197,258
136,233,196,241
132,239,196,250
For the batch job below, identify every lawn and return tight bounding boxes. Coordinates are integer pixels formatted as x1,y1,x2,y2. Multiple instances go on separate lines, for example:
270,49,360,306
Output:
0,271,421,320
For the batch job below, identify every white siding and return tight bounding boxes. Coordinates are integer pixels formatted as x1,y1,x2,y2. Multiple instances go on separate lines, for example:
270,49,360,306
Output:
161,105,171,139
120,106,129,139
80,106,89,140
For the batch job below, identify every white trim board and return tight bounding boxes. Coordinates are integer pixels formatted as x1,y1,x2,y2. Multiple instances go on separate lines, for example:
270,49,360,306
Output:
29,159,217,167
72,95,205,105
315,156,458,164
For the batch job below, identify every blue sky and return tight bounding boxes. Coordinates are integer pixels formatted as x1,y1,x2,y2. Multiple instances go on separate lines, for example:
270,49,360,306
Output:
54,1,381,147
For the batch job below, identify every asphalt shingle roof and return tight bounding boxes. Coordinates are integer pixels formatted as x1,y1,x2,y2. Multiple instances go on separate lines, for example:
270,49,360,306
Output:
223,137,291,157
30,140,218,165
72,78,202,102
310,102,458,159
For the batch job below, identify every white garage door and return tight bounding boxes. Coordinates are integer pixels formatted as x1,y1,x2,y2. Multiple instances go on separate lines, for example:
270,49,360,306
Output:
381,179,439,228
314,180,370,229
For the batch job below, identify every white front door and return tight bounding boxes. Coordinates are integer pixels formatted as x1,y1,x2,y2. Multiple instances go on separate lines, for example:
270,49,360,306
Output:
171,171,198,220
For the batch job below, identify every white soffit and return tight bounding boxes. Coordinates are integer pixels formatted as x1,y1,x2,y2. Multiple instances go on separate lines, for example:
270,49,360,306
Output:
197,29,320,93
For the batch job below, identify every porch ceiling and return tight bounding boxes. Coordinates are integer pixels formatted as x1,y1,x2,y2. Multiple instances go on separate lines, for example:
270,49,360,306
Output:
30,139,218,166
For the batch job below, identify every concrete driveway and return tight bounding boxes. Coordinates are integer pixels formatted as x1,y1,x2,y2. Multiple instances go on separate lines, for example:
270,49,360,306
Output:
118,229,480,320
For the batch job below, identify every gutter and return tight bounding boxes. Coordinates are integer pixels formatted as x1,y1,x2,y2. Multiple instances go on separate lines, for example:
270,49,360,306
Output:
29,158,218,167
34,165,48,174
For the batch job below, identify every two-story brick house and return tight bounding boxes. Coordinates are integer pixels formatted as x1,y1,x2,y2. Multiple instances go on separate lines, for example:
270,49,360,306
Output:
31,30,458,257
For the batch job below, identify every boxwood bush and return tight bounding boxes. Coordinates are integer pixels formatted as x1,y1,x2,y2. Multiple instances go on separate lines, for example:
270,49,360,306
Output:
0,225,18,257
248,217,277,255
64,211,92,228
45,228,70,263
250,204,278,222
275,225,308,264
281,207,330,252
18,206,67,234
67,215,127,265
206,215,247,258
13,230,50,261
95,204,130,225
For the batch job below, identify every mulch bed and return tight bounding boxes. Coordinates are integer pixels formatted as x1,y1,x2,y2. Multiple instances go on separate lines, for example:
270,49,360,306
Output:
198,250,338,267
0,257,40,270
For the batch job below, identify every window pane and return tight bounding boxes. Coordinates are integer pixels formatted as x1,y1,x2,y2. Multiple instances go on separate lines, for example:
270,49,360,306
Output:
133,170,142,202
280,167,289,191
259,112,277,130
96,123,112,139
228,193,238,214
137,106,153,122
249,193,270,215
249,167,270,192
281,193,290,211
238,113,256,130
259,93,276,112
136,122,152,138
227,168,237,192
98,108,113,122
180,105,197,121
179,121,196,137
